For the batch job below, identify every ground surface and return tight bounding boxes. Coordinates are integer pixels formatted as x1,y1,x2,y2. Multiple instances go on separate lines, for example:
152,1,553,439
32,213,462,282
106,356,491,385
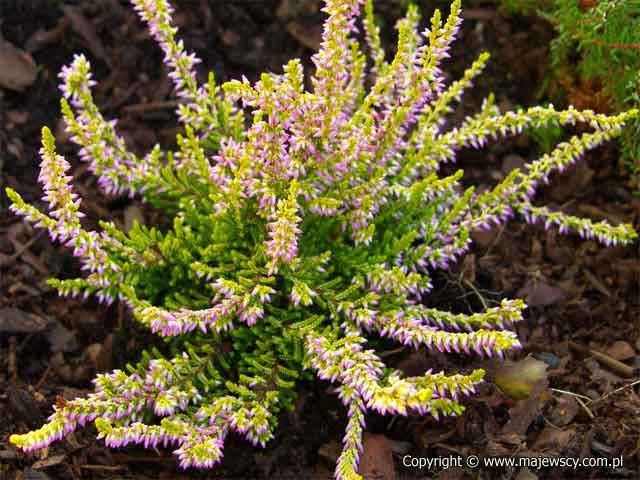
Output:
1,1,639,479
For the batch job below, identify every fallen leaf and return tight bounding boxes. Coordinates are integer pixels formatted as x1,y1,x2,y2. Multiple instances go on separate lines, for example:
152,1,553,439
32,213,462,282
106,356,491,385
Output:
492,356,549,400
499,373,549,438
517,280,566,307
605,341,635,361
32,455,66,470
0,40,38,91
0,308,47,334
531,426,575,451
358,434,395,480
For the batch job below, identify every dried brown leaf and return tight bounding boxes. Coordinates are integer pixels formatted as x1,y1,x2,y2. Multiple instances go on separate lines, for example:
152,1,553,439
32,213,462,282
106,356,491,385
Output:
0,40,38,91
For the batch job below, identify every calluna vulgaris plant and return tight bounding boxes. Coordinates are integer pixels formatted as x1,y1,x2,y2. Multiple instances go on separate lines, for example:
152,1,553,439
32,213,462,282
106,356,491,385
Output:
7,0,638,478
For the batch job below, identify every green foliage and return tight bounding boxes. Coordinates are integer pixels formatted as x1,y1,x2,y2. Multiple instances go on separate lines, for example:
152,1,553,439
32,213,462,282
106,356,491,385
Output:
526,108,565,153
501,0,640,189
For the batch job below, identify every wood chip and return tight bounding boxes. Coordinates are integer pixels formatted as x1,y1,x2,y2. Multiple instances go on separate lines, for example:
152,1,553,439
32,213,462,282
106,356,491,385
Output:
0,308,48,334
32,455,66,470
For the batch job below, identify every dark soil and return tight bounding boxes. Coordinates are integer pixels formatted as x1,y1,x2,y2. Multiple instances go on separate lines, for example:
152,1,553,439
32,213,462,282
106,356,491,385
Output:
1,1,639,479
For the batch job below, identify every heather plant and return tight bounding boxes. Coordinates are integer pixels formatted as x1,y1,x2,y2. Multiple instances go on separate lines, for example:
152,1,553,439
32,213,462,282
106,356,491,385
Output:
501,0,640,189
7,0,638,478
